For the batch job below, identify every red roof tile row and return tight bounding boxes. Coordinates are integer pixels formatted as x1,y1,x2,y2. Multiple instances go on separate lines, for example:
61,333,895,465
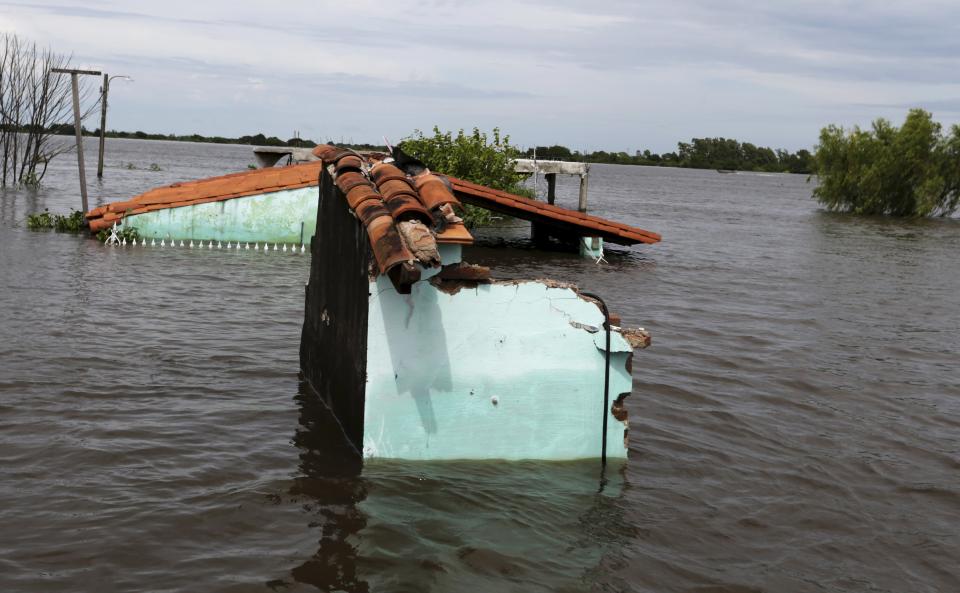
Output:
446,177,661,246
85,162,325,233
312,145,475,293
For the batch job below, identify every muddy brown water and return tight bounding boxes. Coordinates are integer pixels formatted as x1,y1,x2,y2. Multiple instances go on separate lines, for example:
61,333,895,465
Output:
1,139,958,592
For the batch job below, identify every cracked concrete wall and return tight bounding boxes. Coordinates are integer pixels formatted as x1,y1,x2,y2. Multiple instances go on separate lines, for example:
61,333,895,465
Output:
363,276,633,461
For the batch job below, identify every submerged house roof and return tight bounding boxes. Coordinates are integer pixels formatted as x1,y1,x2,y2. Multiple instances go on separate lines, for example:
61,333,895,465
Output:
447,177,660,245
85,162,325,233
85,147,661,249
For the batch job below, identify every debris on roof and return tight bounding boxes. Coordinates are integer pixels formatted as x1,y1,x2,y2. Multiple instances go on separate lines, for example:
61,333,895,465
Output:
311,144,473,290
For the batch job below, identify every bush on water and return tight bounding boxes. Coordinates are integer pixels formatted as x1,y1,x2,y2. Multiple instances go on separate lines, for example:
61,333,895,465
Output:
26,209,86,233
26,210,54,230
54,210,86,232
27,209,142,242
812,109,960,217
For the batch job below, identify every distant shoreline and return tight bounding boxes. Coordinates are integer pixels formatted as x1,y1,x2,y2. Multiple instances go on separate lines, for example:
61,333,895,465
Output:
56,127,333,150
53,128,813,174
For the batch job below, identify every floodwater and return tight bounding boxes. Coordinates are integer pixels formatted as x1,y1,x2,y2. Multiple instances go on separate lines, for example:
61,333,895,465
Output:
1,139,958,592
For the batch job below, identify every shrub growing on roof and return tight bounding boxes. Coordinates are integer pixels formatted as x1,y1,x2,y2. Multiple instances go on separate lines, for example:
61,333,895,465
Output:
812,109,960,217
401,127,531,226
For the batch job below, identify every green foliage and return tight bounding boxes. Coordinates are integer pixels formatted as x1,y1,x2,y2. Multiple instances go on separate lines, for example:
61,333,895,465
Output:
21,171,40,188
460,204,493,228
53,210,85,232
27,209,85,232
679,138,781,171
237,133,286,147
286,136,317,148
96,224,140,243
47,123,75,135
526,145,573,160
26,209,54,229
402,126,526,190
812,109,960,217
149,163,162,171
521,139,812,173
401,127,529,227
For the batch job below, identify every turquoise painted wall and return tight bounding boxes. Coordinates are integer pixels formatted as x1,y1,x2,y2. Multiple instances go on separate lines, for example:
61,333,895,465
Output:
580,236,604,259
124,186,318,245
364,277,634,461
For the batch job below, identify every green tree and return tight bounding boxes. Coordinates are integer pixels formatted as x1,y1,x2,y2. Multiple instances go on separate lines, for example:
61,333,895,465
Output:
524,145,572,160
812,109,960,216
400,126,529,227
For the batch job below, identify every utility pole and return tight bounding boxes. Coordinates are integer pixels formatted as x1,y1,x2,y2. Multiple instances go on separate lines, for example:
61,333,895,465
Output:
97,74,132,178
51,68,101,215
98,74,108,178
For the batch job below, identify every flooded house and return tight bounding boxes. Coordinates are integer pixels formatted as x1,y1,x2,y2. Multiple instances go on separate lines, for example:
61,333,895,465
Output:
85,145,661,462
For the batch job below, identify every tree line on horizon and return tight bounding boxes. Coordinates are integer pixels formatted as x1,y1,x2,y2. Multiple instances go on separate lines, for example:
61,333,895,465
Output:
45,124,324,149
41,115,960,219
45,123,399,154
524,139,813,174
43,123,815,174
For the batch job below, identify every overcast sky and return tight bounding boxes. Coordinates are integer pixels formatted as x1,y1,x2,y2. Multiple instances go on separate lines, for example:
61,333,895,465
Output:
2,0,959,152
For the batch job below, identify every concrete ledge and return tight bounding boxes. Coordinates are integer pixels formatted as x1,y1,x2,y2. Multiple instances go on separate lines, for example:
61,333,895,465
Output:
514,159,589,176
253,147,318,168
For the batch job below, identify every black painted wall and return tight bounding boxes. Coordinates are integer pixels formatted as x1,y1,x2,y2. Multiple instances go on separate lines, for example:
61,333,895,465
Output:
300,168,371,454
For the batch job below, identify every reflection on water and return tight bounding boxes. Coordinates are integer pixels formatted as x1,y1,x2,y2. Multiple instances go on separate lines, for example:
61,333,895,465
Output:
287,382,366,591
284,382,631,592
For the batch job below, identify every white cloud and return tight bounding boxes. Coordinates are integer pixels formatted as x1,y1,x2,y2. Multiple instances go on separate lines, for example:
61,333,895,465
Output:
2,0,958,151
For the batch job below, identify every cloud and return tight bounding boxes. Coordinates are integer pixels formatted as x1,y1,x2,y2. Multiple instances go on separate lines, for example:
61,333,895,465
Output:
1,0,957,151
858,98,960,115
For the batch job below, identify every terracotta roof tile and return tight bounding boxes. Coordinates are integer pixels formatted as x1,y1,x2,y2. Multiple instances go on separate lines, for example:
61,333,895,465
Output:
446,176,660,245
435,223,473,245
85,205,107,219
115,162,320,209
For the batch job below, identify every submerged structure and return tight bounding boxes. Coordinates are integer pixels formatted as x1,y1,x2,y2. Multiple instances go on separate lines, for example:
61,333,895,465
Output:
85,145,660,462
298,145,657,461
85,157,658,256
85,162,326,246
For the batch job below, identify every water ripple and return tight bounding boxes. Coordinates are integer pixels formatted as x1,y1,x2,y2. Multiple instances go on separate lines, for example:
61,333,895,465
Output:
0,143,958,591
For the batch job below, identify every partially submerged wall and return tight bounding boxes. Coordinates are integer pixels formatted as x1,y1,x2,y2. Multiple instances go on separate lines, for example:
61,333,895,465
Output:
300,170,369,452
125,186,318,245
363,277,633,461
298,151,643,462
